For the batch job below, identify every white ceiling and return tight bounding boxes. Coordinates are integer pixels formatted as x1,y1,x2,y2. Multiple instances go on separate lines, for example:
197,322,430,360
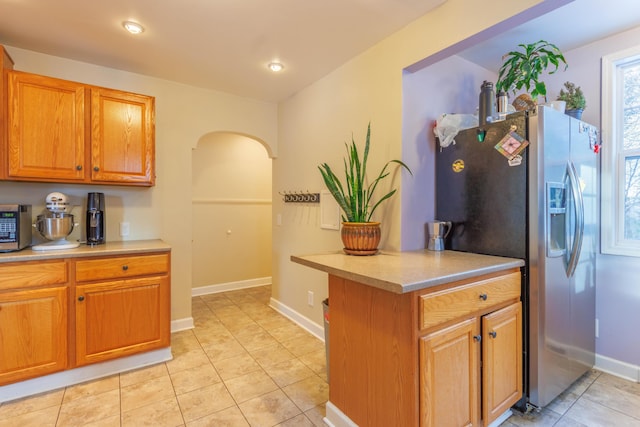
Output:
0,0,444,102
458,0,640,71
0,0,639,103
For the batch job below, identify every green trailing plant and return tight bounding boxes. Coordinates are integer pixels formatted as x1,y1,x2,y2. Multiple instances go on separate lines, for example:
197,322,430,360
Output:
557,81,586,110
496,40,568,101
318,123,412,223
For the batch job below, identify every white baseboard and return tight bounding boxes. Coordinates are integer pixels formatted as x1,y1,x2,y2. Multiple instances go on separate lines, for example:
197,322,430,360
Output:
0,348,172,404
324,401,358,427
191,276,272,296
269,297,324,341
595,353,640,382
171,317,194,332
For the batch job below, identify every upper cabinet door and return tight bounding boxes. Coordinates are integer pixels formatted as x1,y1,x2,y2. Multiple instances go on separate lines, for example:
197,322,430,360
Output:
6,71,86,181
90,87,155,186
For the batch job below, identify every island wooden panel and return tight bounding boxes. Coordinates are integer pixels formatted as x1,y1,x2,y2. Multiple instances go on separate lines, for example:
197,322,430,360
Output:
329,274,418,427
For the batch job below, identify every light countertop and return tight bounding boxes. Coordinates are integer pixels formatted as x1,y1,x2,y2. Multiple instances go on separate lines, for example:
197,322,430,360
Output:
291,250,524,294
0,239,170,263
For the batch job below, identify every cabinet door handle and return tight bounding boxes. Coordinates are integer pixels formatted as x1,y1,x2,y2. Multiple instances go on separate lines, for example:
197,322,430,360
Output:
489,331,497,338
76,165,83,170
78,295,85,302
93,166,100,172
479,293,488,301
473,335,482,342
122,265,129,271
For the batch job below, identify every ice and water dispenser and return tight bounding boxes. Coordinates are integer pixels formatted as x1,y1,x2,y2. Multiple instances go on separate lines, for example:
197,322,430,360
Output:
546,182,567,257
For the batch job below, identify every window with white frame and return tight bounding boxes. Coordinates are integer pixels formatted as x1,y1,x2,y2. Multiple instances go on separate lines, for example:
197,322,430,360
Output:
602,46,640,256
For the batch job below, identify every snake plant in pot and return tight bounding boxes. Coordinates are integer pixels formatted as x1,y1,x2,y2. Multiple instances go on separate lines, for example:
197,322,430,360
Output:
318,123,412,255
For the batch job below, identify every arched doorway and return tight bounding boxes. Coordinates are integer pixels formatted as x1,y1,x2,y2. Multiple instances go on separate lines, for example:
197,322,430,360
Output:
191,132,273,294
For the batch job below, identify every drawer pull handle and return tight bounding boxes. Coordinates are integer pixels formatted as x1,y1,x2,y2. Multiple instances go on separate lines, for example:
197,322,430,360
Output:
78,295,85,302
473,335,482,342
122,265,129,271
76,165,82,171
94,166,100,172
489,331,497,338
479,293,488,301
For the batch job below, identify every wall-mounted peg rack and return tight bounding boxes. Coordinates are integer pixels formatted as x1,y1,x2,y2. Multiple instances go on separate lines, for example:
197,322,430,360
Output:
279,191,320,203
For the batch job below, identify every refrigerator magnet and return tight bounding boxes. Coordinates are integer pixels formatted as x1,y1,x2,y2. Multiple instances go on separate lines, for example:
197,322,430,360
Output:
494,130,529,161
451,159,465,173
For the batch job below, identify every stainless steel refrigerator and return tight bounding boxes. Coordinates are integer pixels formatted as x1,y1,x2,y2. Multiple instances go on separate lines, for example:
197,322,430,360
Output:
435,105,598,409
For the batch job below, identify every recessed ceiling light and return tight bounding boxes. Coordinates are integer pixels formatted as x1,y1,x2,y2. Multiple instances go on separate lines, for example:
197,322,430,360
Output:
123,21,145,34
268,62,284,72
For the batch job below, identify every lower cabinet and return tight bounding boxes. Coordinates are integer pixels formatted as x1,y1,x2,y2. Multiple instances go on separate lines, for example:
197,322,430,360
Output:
420,317,480,427
74,252,171,366
482,302,523,424
0,285,68,385
0,250,170,387
75,275,170,366
420,302,522,427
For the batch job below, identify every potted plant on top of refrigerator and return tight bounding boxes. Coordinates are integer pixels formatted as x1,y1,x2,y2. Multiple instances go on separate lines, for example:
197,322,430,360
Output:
496,40,568,108
556,81,586,120
318,123,412,255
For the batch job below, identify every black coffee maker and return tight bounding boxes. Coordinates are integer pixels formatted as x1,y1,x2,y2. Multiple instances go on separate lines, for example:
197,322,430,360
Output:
86,192,105,245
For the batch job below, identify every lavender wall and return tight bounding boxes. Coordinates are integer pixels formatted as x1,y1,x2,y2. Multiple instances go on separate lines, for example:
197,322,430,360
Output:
401,56,497,250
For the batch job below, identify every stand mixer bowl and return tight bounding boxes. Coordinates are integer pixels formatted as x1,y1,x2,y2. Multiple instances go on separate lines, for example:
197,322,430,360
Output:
35,213,76,240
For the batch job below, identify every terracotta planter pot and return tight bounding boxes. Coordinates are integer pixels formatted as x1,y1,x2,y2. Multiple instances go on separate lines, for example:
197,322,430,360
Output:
341,222,381,255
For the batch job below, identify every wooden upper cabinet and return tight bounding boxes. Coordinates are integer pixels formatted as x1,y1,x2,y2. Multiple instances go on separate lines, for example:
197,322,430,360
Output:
2,69,155,186
6,71,86,181
91,87,155,185
0,46,15,176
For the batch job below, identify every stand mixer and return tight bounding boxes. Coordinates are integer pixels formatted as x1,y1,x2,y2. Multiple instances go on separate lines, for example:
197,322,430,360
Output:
32,192,80,251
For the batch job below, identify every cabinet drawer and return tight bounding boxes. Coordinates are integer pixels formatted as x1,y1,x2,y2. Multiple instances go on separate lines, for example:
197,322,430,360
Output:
419,272,521,330
75,253,169,282
0,260,68,291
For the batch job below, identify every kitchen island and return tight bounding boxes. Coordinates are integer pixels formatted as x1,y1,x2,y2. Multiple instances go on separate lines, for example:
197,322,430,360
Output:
292,250,525,427
0,239,171,402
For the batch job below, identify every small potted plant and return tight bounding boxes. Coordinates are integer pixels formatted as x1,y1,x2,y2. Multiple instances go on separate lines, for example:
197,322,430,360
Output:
318,123,412,255
556,81,586,120
496,40,568,104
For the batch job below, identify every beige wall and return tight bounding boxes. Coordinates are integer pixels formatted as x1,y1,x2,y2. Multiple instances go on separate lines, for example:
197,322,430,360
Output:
1,45,278,323
192,133,272,289
273,0,547,327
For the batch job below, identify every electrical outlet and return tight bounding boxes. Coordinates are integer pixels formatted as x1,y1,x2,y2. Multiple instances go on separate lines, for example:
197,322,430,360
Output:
595,318,599,338
119,222,130,237
308,291,314,307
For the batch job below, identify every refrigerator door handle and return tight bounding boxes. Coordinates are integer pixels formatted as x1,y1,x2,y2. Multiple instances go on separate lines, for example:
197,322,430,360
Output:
566,161,584,277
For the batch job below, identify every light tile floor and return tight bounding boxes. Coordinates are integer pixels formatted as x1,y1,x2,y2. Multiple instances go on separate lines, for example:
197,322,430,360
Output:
1,285,639,426
0,285,329,427
501,368,640,426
